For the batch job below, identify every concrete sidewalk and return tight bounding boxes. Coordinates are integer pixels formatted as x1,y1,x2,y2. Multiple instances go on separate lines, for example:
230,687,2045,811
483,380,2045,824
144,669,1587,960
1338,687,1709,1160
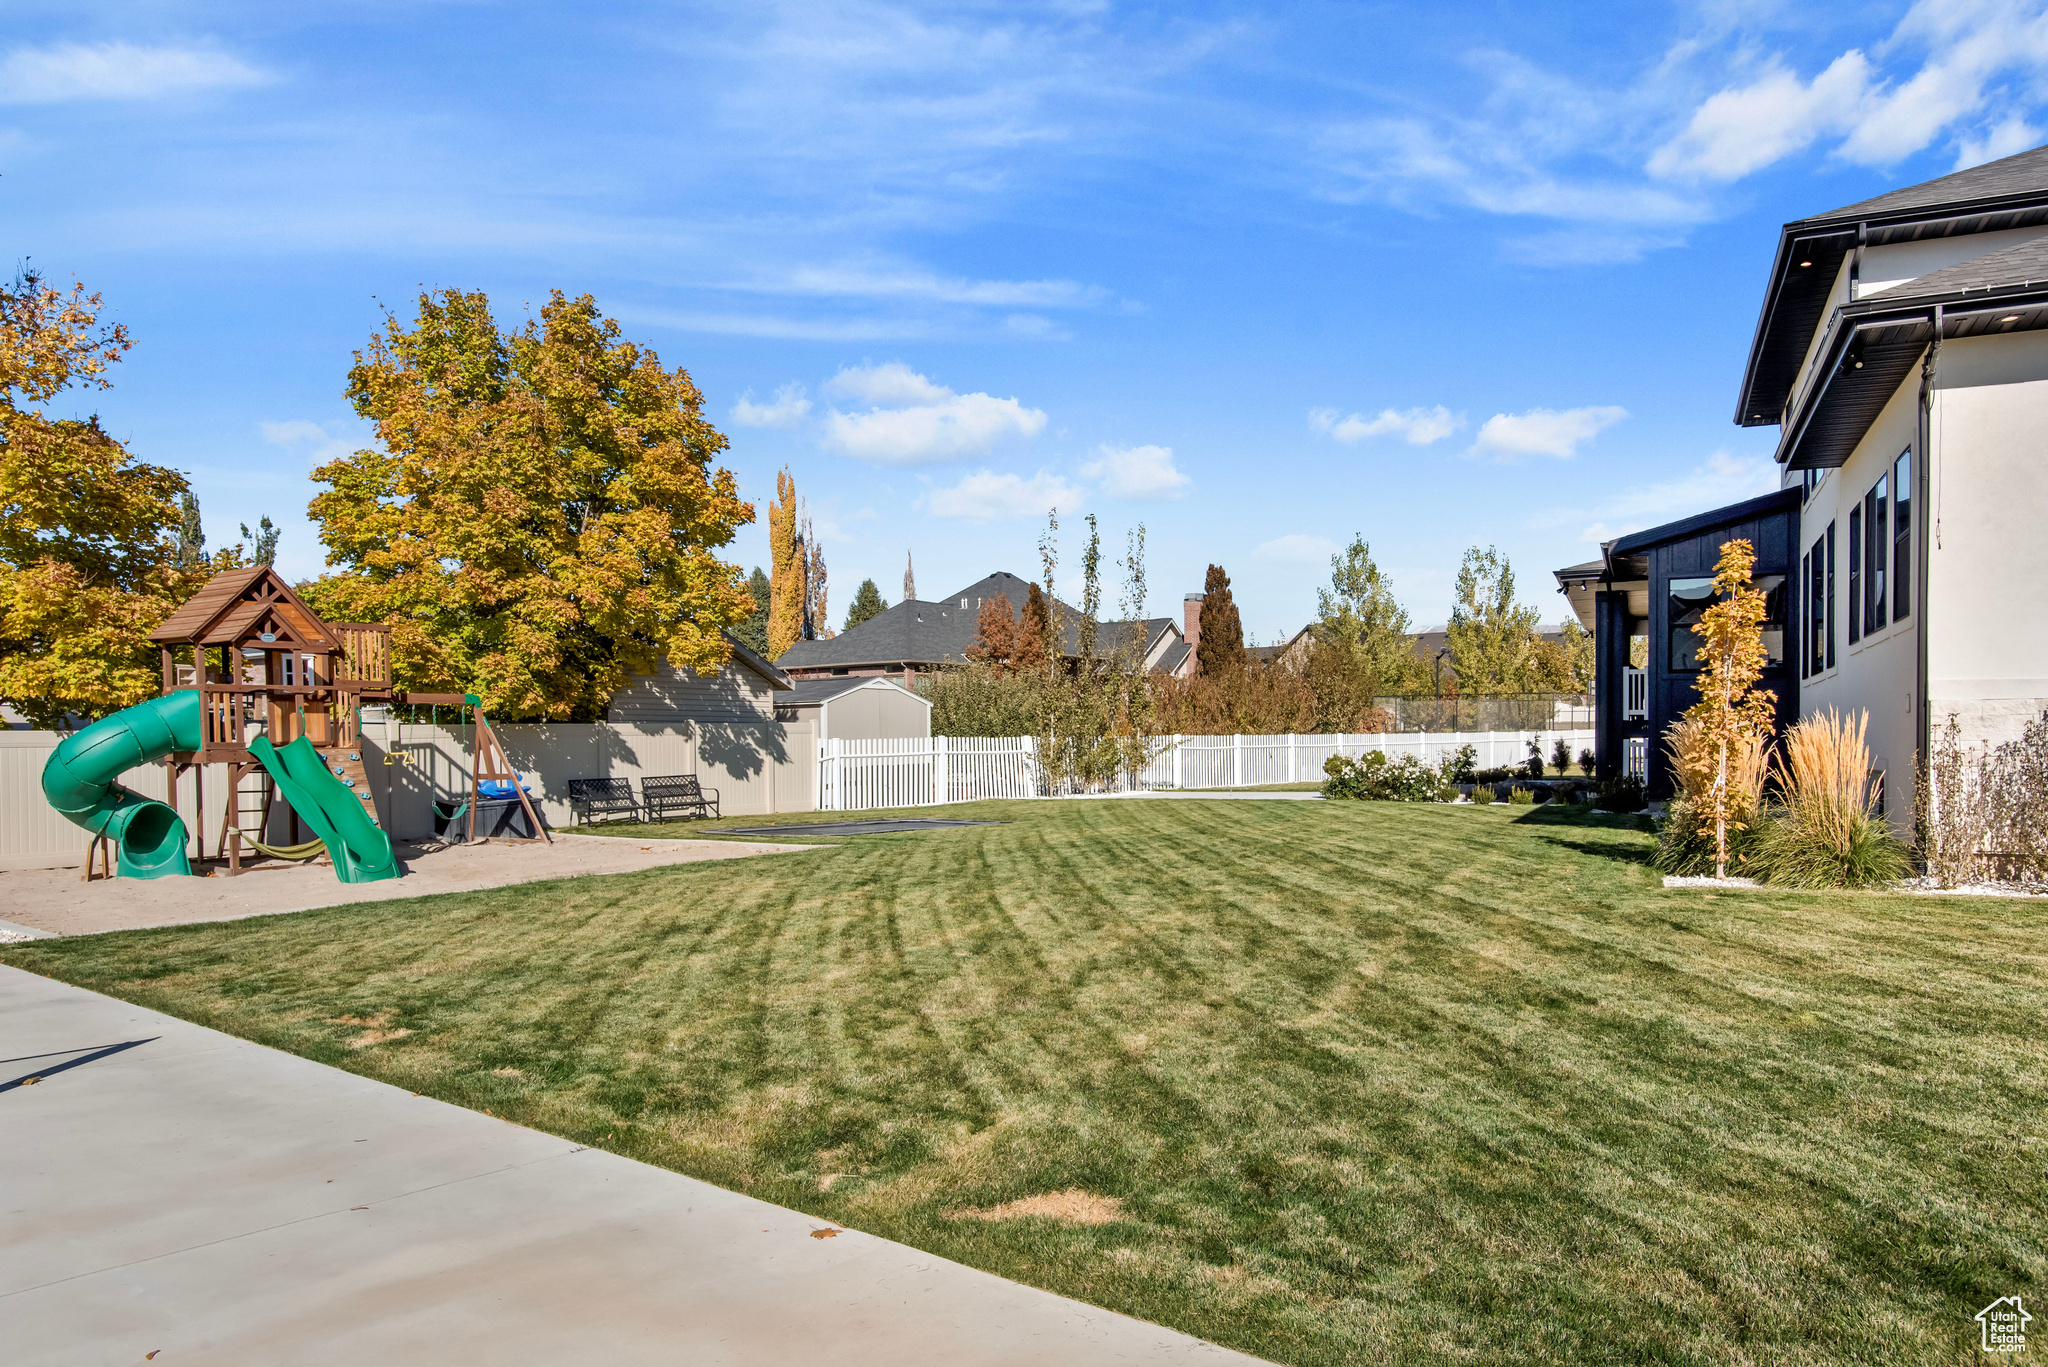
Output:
1,966,1266,1366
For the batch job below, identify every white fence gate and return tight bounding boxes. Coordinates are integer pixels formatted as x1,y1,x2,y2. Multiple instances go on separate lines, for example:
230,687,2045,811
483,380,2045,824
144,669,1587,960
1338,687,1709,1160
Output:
817,730,1597,812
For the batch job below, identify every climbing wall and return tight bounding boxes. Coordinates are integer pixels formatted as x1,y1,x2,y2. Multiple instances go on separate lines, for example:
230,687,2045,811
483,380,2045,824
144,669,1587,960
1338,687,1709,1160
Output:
325,748,385,828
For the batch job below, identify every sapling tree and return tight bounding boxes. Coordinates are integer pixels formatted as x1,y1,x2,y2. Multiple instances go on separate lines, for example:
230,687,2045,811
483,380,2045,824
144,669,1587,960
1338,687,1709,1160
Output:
1683,538,1777,878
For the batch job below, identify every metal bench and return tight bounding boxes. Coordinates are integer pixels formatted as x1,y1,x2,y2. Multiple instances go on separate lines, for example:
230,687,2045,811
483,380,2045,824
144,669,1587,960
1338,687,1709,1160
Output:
566,777,641,826
641,774,719,822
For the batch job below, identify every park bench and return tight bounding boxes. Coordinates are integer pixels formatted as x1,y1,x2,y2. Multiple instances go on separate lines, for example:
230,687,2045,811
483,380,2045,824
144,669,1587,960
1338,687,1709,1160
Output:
641,774,719,822
566,777,641,826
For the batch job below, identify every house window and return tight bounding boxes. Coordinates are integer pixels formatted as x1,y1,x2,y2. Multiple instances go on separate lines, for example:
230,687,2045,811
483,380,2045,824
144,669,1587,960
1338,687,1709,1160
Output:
1893,450,1912,621
1826,521,1836,668
1800,551,1811,679
1865,473,1888,633
1848,505,1862,643
1668,574,1787,670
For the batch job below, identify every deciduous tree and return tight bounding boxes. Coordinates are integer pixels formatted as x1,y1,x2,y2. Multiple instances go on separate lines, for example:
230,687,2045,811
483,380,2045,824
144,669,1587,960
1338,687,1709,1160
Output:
1016,582,1050,671
304,288,752,719
767,469,800,658
968,594,1018,671
1305,535,1421,728
1683,537,1777,879
0,272,207,726
1445,546,1544,696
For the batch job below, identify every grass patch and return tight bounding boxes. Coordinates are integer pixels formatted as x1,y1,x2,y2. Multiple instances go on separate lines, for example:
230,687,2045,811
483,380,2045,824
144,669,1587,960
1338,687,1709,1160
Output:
6,799,2044,1364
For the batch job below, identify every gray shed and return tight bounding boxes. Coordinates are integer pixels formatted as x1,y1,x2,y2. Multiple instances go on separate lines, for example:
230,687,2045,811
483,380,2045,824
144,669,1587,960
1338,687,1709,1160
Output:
773,677,930,742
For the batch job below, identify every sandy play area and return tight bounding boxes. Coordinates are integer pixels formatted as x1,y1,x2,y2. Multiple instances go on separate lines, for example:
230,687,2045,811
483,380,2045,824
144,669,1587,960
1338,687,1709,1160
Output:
0,832,822,938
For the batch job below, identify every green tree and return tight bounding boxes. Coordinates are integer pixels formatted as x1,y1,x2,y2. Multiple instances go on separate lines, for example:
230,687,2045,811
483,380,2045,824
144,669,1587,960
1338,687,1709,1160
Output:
1196,563,1244,677
1445,546,1544,696
240,516,279,566
1558,617,1595,691
0,271,211,727
304,287,753,720
842,577,887,632
1305,535,1420,728
731,566,771,656
176,491,205,566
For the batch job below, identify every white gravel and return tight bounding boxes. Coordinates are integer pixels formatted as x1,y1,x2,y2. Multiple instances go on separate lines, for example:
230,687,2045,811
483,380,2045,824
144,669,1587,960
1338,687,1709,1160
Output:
1661,875,1762,889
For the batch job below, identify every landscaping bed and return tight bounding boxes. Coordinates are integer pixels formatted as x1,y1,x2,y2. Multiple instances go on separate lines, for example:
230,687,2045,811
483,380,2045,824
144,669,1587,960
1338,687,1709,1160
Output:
4,799,2041,1365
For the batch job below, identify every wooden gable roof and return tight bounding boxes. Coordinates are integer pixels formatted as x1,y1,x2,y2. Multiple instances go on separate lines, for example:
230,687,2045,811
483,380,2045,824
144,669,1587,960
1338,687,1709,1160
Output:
148,566,339,648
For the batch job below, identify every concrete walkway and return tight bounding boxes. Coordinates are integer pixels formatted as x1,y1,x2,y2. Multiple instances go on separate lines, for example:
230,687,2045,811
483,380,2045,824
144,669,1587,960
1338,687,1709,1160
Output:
1,967,1267,1366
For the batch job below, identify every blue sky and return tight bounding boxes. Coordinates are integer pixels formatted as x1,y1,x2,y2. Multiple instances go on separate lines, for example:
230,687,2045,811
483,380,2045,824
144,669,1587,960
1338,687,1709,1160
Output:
11,0,2048,640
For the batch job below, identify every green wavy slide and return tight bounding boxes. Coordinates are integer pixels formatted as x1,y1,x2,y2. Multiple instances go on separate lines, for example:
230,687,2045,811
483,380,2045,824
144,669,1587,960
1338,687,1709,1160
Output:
41,689,400,883
40,691,204,879
247,733,401,884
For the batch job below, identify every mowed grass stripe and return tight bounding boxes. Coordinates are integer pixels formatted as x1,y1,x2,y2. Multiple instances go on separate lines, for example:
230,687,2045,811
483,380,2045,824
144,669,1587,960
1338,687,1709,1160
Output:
5,798,2042,1365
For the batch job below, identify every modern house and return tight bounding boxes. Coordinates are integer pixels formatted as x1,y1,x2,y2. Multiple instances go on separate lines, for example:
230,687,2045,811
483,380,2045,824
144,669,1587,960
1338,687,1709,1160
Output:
1558,144,2048,810
777,571,1191,684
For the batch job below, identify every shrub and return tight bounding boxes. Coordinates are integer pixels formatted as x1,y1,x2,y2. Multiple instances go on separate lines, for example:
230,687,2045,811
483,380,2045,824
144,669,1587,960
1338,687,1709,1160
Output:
1551,738,1573,775
1920,708,2048,888
1473,765,1518,785
1597,774,1646,813
1752,710,1910,889
1445,743,1478,784
1506,786,1535,806
1525,754,1545,781
1578,747,1595,776
1322,751,1456,802
1472,784,1496,805
1654,796,1764,875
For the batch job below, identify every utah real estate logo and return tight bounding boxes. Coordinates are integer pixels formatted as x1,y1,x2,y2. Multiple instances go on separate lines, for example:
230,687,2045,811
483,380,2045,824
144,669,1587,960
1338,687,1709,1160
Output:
1978,1296,2031,1353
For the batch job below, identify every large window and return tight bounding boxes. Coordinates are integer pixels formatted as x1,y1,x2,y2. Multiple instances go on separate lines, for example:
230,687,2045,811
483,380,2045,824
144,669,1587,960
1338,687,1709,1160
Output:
1865,473,1888,633
1800,550,1811,679
1669,574,1787,670
1826,521,1836,668
1893,450,1912,621
1848,505,1863,643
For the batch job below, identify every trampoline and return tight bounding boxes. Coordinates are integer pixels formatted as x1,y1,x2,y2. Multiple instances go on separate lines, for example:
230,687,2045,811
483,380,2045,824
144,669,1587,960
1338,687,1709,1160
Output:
716,818,1010,837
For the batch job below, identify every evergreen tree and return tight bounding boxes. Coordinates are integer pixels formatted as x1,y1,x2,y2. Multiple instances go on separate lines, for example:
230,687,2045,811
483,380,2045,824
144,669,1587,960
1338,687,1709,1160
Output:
176,491,205,567
731,566,771,655
843,577,887,631
968,595,1018,670
902,549,917,602
1196,563,1245,677
1017,582,1051,670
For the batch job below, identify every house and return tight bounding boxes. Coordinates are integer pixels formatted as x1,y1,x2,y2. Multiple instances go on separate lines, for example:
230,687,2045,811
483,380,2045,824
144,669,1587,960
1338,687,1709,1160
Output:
773,677,931,742
776,571,1191,684
606,631,793,725
1558,144,2048,810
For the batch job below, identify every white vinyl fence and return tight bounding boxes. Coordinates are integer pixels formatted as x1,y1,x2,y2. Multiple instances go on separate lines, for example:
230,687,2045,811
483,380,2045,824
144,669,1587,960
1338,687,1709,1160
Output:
819,729,1597,812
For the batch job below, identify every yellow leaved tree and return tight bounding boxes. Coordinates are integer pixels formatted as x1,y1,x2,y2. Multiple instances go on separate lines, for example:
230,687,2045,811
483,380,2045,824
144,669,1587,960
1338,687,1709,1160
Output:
1683,538,1778,879
304,289,754,719
0,272,220,728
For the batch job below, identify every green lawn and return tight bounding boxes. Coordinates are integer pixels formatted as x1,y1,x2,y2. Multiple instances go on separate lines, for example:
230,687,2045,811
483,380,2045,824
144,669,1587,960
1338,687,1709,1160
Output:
6,799,2043,1365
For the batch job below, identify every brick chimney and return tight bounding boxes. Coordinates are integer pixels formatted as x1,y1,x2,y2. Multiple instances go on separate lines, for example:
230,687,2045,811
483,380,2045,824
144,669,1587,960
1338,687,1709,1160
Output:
1183,593,1204,667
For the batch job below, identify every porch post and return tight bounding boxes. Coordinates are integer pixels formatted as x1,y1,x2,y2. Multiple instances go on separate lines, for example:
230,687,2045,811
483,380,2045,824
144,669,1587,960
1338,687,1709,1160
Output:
1594,590,1627,781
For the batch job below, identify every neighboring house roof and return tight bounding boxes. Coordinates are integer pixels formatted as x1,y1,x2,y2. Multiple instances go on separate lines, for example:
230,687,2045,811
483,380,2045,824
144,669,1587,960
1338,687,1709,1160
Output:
1155,640,1191,676
1738,142,2048,434
721,630,793,690
776,571,1183,674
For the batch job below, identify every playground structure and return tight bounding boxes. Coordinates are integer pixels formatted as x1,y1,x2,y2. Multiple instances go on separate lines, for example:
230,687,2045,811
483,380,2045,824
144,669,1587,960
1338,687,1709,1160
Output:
38,566,545,882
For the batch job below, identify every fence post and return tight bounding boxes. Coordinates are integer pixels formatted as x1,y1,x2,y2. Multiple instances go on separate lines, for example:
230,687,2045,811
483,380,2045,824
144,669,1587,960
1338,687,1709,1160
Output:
1233,734,1243,789
934,734,948,806
1172,735,1183,790
1287,733,1296,784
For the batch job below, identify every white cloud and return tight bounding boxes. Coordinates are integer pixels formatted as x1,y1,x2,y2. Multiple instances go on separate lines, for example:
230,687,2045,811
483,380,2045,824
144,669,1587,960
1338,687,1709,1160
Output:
777,266,1106,309
1557,451,1781,543
1470,405,1627,460
1255,534,1338,564
1309,405,1463,445
927,469,1078,522
1081,444,1188,499
260,419,353,464
1652,0,2048,182
0,42,267,103
729,383,812,429
821,364,1047,464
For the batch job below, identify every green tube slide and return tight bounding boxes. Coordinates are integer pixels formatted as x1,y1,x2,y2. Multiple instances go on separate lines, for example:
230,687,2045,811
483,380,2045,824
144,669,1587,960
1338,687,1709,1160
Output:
40,691,203,879
247,733,400,883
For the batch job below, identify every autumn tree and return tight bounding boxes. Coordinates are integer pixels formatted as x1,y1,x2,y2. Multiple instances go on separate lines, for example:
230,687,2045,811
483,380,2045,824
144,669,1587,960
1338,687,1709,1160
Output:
968,594,1018,671
240,516,279,566
1305,535,1421,729
1558,617,1595,691
1682,538,1777,879
731,566,772,655
1196,563,1245,677
1017,581,1051,670
1445,546,1545,695
801,506,827,639
0,272,210,727
304,288,752,719
843,577,886,631
766,469,801,658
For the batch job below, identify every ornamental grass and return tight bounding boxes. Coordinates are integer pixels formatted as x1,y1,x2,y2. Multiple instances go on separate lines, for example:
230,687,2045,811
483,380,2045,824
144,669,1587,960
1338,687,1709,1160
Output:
1753,709,1911,889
